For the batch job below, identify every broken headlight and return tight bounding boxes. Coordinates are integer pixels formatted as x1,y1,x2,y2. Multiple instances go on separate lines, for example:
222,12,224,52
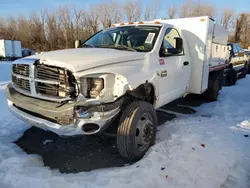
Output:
80,77,104,98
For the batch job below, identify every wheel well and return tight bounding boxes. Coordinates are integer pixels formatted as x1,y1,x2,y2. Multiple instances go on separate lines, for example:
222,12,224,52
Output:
125,82,155,105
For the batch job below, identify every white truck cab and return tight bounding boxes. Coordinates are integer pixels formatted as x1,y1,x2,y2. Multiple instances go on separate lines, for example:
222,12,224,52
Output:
6,16,228,161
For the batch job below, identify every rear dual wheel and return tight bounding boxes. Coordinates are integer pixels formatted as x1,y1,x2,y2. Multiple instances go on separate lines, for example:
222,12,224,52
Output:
117,101,157,161
204,77,220,102
239,64,248,79
225,68,237,86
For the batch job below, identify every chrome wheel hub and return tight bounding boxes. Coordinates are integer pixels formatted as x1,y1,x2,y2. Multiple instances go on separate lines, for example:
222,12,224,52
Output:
135,113,154,151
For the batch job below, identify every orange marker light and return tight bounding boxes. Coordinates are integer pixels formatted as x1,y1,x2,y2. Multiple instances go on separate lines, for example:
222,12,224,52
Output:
120,23,125,26
200,18,206,22
111,24,116,27
128,22,134,24
138,21,144,24
154,21,160,24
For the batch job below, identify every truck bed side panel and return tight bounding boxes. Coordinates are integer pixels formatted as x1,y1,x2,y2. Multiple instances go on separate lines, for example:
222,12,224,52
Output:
164,17,228,94
4,40,13,58
202,19,214,92
165,16,210,94
13,41,22,58
209,25,228,68
0,40,5,57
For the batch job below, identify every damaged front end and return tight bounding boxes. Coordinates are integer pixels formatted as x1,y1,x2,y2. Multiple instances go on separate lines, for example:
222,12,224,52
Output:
6,84,123,136
6,59,130,136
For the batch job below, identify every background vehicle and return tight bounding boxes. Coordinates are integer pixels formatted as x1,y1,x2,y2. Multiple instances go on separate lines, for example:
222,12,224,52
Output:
244,49,250,71
225,43,248,85
6,16,228,161
22,48,36,57
0,39,22,60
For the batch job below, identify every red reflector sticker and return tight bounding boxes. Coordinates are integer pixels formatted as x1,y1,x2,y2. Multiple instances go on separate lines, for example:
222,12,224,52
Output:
159,59,165,65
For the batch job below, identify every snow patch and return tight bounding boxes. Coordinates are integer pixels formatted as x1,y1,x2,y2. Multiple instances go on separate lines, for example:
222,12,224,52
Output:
43,139,54,145
0,62,250,188
237,120,250,130
0,81,10,90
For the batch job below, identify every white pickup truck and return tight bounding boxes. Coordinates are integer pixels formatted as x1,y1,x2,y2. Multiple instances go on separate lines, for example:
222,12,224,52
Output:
6,17,228,161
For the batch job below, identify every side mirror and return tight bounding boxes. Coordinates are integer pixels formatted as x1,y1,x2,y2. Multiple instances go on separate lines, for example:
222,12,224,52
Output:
160,37,183,57
167,37,183,54
173,37,183,54
75,40,81,48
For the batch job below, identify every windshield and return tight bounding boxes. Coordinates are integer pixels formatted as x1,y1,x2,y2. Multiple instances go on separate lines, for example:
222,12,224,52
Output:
79,25,161,52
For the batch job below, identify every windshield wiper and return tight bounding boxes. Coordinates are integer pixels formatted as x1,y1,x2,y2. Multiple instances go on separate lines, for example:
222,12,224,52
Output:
96,44,137,52
81,44,95,48
116,45,137,52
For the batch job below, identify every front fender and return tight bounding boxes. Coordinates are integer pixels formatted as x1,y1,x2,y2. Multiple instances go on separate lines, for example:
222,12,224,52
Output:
73,59,160,107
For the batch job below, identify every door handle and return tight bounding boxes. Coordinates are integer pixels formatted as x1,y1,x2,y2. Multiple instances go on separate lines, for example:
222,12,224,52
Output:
183,61,189,66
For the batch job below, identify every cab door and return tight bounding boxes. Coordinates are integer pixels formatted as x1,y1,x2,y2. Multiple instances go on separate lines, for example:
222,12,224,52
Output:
157,28,191,106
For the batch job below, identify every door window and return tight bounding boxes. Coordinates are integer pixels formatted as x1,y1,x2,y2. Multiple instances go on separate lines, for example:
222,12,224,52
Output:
232,43,239,54
236,44,243,52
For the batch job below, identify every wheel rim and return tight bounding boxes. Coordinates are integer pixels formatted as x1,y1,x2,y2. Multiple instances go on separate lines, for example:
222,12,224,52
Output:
135,113,154,152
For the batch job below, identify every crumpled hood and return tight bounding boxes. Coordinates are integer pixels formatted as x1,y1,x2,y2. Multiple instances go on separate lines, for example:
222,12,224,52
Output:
27,48,146,72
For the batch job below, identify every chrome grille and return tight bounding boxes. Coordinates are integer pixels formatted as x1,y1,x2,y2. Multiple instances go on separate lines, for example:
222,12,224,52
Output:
36,64,67,82
35,64,76,98
12,64,29,77
12,75,30,91
12,63,76,102
12,64,30,91
36,82,75,97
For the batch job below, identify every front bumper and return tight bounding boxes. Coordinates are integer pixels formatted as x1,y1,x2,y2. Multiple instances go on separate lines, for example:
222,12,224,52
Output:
6,84,121,136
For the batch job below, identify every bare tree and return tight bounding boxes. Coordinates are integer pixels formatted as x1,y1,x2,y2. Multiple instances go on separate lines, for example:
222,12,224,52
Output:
57,5,74,48
72,6,83,40
0,17,6,39
234,13,250,48
97,1,122,28
87,5,100,34
180,0,216,18
1,1,249,51
124,0,142,22
28,11,47,51
168,6,177,19
221,9,235,29
143,0,160,20
5,16,18,40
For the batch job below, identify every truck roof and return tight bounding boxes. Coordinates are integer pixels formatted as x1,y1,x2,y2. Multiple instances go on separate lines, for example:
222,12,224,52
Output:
112,16,212,28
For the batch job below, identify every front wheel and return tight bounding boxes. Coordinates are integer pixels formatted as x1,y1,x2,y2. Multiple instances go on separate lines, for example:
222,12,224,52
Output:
117,101,157,161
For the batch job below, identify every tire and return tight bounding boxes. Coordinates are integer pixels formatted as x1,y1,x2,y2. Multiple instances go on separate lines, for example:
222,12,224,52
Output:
117,101,157,161
225,68,237,86
204,77,220,101
239,64,248,79
248,62,250,74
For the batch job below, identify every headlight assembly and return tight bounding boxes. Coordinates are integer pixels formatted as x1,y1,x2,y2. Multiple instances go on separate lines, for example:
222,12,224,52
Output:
79,73,129,101
80,77,104,98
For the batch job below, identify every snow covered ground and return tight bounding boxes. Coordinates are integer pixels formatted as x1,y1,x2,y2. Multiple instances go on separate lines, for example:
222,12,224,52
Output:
0,61,250,188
